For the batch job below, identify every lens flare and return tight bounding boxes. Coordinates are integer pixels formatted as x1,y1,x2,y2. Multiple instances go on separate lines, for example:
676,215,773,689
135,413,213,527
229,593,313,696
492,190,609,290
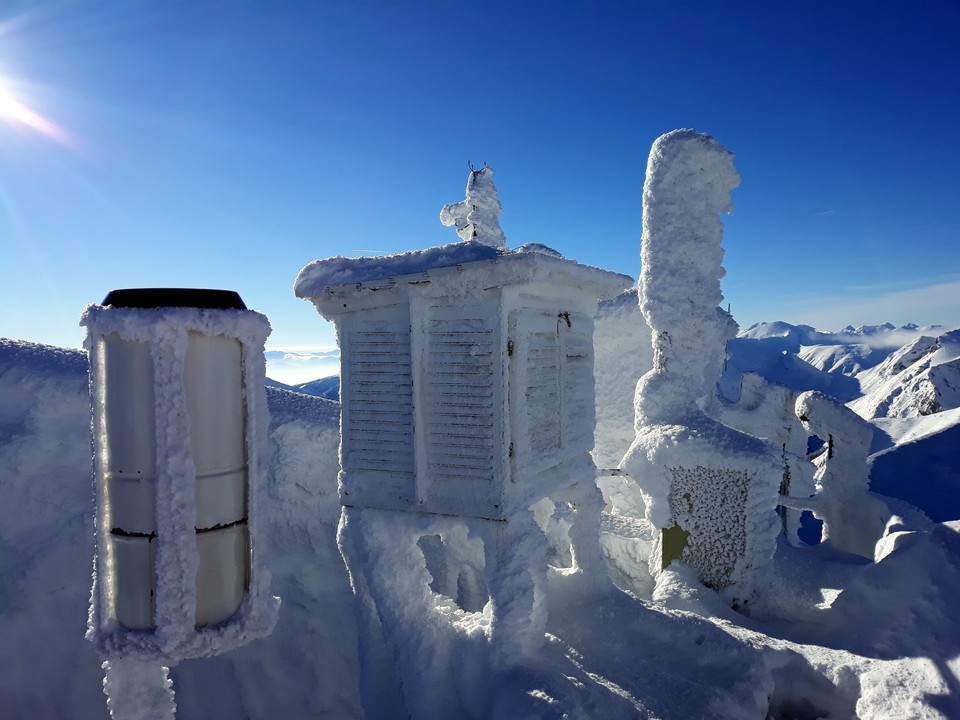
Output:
0,81,74,147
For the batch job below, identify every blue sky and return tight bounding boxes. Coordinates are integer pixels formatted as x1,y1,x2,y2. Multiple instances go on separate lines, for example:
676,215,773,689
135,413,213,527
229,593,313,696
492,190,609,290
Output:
2,1,959,351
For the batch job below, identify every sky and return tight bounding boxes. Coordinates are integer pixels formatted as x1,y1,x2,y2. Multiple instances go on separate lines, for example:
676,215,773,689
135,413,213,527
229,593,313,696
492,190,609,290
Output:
2,0,959,354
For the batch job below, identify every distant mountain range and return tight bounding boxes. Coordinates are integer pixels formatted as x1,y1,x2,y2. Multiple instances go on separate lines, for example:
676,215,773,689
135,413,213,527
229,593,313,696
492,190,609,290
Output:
264,348,340,387
726,321,960,418
267,375,340,401
269,320,960,421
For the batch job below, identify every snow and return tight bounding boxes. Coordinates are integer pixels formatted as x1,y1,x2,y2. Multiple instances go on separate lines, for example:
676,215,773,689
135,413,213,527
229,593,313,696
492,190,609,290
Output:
869,416,960,523
622,129,781,603
5,309,960,718
293,240,503,297
799,342,888,376
3,136,960,719
851,329,960,419
439,164,508,248
721,335,862,403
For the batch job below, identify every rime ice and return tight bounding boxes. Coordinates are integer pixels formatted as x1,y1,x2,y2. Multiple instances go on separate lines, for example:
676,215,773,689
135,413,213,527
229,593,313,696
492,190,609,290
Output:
297,173,631,716
794,390,888,558
80,303,279,663
6,139,960,719
635,130,740,424
440,165,508,247
621,130,781,602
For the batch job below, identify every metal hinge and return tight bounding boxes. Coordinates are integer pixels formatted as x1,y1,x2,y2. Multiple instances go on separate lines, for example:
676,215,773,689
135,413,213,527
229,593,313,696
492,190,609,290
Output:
507,340,514,356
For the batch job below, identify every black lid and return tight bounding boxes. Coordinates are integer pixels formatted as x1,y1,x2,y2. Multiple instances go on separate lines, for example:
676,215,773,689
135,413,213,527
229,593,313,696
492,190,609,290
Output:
101,288,247,310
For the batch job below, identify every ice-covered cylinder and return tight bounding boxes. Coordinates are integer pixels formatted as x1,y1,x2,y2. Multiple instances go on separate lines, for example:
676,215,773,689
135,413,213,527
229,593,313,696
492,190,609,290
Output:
83,288,278,662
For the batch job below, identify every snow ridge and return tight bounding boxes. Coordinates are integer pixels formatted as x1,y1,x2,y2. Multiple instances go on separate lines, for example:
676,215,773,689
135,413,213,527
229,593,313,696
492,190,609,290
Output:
852,329,960,419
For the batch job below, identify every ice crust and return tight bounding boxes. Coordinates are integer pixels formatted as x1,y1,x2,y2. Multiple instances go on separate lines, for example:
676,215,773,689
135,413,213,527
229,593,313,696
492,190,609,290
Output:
3,314,960,718
794,391,888,558
439,165,507,247
622,130,781,601
4,133,960,718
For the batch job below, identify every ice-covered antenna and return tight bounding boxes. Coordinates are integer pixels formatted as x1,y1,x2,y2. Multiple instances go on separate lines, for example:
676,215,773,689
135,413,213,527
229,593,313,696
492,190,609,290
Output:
635,129,740,423
440,163,507,247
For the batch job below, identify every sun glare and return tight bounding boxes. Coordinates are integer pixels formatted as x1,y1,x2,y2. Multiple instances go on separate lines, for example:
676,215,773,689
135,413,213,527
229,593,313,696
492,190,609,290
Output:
0,80,73,146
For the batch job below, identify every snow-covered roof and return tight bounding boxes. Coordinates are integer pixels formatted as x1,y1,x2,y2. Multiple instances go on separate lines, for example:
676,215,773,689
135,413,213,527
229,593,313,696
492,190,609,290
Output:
294,240,632,307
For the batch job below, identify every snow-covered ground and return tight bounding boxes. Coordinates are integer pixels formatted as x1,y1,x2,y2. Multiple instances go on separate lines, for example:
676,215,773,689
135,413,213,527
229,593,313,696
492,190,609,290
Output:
4,133,959,719
3,308,960,718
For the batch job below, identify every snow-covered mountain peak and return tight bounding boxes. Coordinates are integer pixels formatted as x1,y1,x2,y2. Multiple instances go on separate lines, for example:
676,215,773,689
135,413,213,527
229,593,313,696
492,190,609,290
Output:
850,329,960,419
880,335,939,377
841,323,896,336
741,321,817,340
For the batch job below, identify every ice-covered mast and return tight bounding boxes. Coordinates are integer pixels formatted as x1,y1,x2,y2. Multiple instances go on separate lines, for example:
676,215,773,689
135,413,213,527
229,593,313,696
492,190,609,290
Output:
439,163,507,248
621,129,781,604
635,130,738,424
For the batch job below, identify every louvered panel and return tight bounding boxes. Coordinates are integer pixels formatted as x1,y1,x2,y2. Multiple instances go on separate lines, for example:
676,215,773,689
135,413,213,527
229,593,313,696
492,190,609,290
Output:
428,462,496,479
344,315,414,481
430,444,495,460
350,429,413,442
425,311,498,486
524,313,562,463
562,316,594,452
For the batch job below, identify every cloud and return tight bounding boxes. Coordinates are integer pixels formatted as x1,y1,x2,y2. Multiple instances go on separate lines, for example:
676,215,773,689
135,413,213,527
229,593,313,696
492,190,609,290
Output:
773,275,960,333
265,344,339,354
265,346,340,385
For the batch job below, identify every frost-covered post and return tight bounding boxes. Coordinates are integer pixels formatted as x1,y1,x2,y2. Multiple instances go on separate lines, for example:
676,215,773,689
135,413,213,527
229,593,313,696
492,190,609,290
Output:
82,288,279,719
634,130,737,422
793,391,889,558
439,163,507,247
719,375,818,547
620,130,781,604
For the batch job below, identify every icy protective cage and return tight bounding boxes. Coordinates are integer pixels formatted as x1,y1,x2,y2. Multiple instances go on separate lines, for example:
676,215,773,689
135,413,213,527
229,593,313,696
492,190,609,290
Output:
84,287,277,661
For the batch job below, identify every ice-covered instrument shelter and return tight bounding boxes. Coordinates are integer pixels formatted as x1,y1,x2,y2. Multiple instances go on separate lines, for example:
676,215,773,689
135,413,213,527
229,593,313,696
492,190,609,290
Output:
295,168,630,521
295,167,631,716
295,241,630,519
